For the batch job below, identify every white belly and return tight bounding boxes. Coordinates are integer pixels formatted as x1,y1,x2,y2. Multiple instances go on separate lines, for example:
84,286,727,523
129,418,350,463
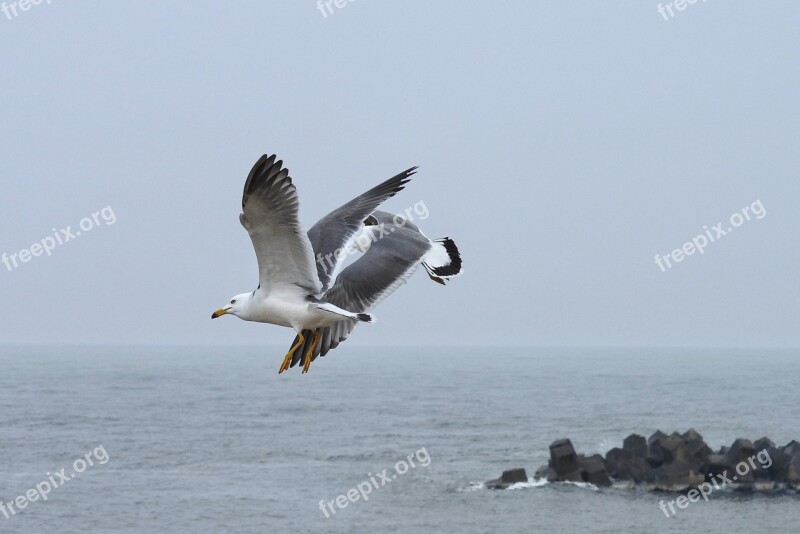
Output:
247,296,344,331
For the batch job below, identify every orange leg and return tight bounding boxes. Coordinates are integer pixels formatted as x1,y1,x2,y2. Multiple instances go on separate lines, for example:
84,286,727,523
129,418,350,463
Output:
278,332,305,374
302,330,322,374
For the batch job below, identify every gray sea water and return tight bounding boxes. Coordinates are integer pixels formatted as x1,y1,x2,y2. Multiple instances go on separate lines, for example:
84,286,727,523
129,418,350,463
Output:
0,346,797,533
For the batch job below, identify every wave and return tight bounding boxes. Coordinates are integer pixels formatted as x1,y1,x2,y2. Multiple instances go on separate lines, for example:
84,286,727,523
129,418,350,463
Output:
460,477,598,492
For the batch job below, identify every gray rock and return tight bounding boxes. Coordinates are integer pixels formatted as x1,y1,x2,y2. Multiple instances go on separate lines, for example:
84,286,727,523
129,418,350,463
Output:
784,440,800,459
486,468,528,489
651,459,705,492
681,428,704,443
725,438,756,465
549,439,580,476
604,448,650,483
579,454,611,487
683,430,712,465
648,430,668,446
724,439,756,488
758,446,788,483
754,437,776,451
622,434,647,457
787,454,800,488
658,435,691,464
605,447,633,479
645,442,665,468
705,453,730,481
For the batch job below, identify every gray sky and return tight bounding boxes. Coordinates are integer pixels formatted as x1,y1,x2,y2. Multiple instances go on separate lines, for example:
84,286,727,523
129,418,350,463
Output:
1,1,798,347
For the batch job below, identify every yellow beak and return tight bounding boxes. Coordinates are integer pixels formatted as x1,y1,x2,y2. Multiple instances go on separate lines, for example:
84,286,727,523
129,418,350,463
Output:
211,307,231,319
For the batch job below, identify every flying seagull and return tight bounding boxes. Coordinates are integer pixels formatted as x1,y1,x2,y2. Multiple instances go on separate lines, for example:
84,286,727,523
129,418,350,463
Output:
212,154,462,374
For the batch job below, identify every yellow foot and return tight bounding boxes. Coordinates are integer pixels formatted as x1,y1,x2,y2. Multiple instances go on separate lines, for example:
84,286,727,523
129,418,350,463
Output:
279,332,305,374
302,330,322,374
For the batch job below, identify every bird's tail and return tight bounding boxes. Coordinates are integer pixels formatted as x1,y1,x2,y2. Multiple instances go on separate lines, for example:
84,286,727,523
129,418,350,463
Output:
422,237,463,284
313,301,374,323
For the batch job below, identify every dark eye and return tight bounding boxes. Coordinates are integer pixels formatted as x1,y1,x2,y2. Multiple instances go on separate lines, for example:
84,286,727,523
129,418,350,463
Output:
230,299,236,305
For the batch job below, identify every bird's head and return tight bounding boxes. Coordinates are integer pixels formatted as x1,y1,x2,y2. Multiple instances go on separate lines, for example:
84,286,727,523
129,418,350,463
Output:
211,293,250,319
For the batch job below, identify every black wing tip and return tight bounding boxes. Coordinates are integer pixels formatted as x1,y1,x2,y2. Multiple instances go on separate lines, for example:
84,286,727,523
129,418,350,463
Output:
382,165,418,199
252,154,281,179
257,153,277,166
256,154,285,179
242,154,290,208
399,165,418,184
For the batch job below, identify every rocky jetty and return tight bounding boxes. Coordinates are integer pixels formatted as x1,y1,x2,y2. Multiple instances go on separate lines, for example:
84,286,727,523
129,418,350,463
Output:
486,430,800,492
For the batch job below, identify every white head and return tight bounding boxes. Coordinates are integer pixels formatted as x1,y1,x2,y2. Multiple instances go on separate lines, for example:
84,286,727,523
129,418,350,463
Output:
211,292,253,320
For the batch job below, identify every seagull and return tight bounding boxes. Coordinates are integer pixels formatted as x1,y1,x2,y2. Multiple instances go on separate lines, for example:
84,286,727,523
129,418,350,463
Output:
212,154,462,374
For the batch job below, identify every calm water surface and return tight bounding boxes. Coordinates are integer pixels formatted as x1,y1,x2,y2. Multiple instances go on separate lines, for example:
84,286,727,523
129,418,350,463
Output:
0,346,797,533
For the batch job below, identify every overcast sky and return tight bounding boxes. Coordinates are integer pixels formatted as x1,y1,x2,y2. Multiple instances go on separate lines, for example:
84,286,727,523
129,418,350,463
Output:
1,1,798,348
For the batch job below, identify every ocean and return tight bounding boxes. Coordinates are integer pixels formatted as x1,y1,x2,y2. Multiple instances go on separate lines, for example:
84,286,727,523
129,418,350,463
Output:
0,346,797,533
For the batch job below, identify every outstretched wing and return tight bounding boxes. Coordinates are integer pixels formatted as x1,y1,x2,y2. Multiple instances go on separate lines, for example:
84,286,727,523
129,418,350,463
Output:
239,155,322,296
307,166,417,292
289,226,433,368
323,226,431,312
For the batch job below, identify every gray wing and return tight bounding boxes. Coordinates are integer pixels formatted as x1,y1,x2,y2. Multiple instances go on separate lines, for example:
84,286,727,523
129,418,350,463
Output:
307,167,417,292
290,226,432,368
323,226,431,312
239,155,322,296
368,209,422,233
